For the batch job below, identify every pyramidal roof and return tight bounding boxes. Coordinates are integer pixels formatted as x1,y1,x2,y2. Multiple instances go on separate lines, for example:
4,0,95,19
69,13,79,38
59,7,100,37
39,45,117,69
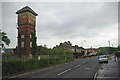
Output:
16,6,38,16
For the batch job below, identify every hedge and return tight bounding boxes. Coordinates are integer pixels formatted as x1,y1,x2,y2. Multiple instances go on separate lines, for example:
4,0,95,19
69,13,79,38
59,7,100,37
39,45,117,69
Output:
2,54,73,76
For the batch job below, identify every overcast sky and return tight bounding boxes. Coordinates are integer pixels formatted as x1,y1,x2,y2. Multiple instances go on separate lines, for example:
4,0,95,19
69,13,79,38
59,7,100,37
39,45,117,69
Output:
1,1,119,48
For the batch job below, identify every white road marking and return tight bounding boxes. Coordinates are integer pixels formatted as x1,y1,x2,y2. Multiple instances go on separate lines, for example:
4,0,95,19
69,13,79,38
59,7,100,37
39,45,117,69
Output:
10,72,31,78
94,64,103,80
57,69,71,76
75,64,81,68
97,77,118,78
64,63,68,64
84,68,90,69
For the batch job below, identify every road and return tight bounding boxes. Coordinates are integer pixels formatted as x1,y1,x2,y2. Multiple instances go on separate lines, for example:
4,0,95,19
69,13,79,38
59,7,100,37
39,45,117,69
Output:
9,56,101,78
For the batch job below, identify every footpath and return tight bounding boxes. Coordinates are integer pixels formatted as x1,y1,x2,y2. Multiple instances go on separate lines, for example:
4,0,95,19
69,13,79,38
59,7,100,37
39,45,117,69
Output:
95,56,119,80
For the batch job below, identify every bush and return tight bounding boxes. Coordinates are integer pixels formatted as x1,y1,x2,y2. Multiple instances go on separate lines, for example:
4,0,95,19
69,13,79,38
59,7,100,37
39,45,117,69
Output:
2,47,74,76
2,58,50,76
2,59,23,75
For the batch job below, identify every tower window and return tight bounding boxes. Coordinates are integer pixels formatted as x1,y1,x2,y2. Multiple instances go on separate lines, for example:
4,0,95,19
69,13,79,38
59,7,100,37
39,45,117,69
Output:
21,41,24,48
30,34,32,39
21,35,24,38
30,42,32,48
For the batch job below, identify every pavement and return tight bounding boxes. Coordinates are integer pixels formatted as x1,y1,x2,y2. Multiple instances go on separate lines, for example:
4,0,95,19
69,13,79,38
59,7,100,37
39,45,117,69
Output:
95,56,120,80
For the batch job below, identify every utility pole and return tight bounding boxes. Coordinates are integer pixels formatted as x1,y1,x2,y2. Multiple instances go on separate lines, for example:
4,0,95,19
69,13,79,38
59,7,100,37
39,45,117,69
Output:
112,44,113,47
108,40,110,47
108,40,111,54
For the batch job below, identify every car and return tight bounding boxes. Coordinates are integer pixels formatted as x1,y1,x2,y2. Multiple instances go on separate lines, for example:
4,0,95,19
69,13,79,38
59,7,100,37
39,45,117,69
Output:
98,55,108,63
88,53,92,57
90,53,96,56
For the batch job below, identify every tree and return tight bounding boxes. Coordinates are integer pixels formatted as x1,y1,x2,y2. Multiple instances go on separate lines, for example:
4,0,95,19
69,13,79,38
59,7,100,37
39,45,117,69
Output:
118,45,120,51
31,30,37,56
63,41,72,46
0,30,10,48
51,47,65,55
97,47,108,55
67,41,72,46
97,47,117,55
37,46,51,55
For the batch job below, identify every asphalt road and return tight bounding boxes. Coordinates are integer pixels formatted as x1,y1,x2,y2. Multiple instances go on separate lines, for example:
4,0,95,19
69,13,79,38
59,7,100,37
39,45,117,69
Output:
9,56,101,78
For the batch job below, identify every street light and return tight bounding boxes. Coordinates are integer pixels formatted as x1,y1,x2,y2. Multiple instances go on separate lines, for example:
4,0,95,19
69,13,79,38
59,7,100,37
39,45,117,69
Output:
81,40,86,47
108,40,111,54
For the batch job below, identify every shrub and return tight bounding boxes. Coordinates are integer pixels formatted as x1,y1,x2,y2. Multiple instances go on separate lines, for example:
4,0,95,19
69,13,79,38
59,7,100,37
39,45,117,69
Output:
2,47,74,76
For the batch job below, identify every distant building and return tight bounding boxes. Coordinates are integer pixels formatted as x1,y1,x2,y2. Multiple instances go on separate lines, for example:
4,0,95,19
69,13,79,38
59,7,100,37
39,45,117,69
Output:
55,42,85,58
57,41,74,52
3,48,14,54
72,45,84,53
84,47,97,54
72,45,85,58
0,48,5,54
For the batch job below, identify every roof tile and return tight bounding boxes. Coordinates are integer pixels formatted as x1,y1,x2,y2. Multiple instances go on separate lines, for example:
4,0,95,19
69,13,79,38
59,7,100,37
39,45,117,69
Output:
16,6,38,16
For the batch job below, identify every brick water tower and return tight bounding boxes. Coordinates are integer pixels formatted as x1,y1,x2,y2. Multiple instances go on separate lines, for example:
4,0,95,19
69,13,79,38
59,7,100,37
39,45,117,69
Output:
16,6,38,57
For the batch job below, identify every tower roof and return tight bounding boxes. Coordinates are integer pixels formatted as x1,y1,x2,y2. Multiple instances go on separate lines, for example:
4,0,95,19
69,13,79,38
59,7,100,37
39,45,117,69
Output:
16,6,38,16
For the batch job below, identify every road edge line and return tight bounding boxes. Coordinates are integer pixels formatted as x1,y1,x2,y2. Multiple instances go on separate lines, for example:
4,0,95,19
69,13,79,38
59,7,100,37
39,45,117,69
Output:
93,64,103,80
9,61,72,78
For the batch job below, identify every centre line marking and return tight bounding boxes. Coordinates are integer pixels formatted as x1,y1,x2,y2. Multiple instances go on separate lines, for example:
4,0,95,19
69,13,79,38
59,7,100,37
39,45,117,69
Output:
75,64,80,68
57,69,71,76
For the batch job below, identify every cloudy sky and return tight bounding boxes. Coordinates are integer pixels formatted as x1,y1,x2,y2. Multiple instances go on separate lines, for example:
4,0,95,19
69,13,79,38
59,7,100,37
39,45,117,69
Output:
1,1,119,48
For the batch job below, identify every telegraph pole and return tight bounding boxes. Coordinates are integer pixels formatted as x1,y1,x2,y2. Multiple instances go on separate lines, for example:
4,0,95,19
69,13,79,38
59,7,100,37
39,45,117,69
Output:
108,40,111,54
112,44,113,47
108,40,110,47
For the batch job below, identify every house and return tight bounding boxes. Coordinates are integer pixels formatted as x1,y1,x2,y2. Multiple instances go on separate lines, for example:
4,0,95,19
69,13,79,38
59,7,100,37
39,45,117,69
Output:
72,45,85,58
54,41,87,58
72,45,84,53
57,41,74,52
84,47,97,55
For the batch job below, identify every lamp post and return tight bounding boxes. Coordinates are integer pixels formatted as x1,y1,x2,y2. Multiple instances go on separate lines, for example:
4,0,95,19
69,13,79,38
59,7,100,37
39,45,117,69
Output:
108,40,111,54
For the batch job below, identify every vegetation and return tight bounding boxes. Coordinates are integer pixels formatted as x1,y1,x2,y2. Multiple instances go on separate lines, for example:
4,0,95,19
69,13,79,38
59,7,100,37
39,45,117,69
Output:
97,47,117,55
2,57,49,75
2,47,73,76
37,46,51,55
0,30,10,48
114,45,120,56
118,45,120,51
31,31,37,56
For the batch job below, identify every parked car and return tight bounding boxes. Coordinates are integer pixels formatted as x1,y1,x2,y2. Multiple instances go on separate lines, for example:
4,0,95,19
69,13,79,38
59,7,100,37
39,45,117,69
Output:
88,53,92,57
83,54,88,58
98,55,108,63
90,53,96,56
